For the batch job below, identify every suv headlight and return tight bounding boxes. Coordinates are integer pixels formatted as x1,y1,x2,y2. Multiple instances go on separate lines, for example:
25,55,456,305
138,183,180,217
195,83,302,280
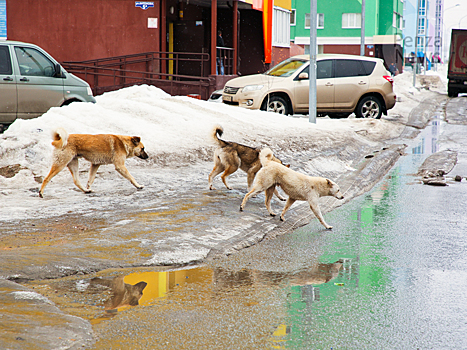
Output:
87,87,94,96
242,84,264,92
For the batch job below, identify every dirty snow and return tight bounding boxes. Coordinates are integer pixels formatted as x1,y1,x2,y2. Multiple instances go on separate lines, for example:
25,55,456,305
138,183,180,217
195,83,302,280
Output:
0,66,445,203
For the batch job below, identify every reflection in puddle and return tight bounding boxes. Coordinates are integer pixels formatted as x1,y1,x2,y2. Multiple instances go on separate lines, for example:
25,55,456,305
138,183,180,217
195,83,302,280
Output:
90,276,147,312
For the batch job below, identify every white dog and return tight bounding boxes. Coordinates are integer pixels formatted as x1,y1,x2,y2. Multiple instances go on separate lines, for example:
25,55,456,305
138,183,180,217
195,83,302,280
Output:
240,148,344,229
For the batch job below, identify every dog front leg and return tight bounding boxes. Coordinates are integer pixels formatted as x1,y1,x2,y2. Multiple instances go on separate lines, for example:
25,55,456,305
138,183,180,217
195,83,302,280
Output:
265,185,277,216
67,158,91,194
280,198,296,221
115,164,144,189
87,164,100,190
308,198,332,229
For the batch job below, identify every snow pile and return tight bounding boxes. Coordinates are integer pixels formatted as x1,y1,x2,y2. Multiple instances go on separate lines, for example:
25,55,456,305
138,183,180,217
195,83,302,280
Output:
0,68,446,191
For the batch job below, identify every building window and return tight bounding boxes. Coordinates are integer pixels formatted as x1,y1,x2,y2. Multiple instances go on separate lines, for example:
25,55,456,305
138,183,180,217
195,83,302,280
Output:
419,0,426,16
305,13,324,29
290,9,296,26
418,17,425,35
342,13,361,28
273,7,291,48
393,12,397,27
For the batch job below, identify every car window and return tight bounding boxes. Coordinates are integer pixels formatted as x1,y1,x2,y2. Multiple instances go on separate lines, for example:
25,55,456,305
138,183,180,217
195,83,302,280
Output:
14,46,56,77
266,58,307,77
0,46,12,75
317,60,333,79
335,59,367,78
361,61,376,75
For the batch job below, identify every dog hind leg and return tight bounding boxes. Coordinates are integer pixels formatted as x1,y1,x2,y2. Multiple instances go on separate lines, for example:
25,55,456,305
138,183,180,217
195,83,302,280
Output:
220,165,238,190
208,160,225,190
67,157,91,194
273,188,286,201
280,198,296,221
239,185,264,212
39,163,68,198
87,164,101,190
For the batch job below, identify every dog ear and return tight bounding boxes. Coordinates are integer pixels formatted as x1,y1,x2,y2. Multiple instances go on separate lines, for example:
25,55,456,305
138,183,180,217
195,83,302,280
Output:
286,164,290,168
131,136,141,146
327,179,332,186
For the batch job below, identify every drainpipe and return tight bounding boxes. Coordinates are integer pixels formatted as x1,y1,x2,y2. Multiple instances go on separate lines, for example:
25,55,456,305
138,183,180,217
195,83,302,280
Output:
211,0,217,75
360,0,365,56
413,0,420,87
233,0,238,75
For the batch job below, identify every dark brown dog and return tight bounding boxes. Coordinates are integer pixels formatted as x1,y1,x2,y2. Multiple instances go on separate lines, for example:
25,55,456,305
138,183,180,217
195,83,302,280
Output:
208,125,287,201
39,128,148,197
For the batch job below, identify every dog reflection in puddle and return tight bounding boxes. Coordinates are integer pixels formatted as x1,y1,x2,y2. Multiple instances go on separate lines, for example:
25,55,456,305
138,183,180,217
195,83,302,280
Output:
90,276,147,312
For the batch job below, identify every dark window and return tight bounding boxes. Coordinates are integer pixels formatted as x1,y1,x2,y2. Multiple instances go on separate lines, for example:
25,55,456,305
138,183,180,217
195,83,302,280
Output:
0,46,12,75
335,59,367,78
361,61,376,75
316,60,333,79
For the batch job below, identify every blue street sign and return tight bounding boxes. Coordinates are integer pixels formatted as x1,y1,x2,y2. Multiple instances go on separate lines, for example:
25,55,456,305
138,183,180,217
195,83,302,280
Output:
0,0,6,40
135,1,154,10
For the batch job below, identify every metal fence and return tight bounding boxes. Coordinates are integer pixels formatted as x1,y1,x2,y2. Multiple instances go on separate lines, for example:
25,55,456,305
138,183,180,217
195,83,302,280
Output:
62,51,216,99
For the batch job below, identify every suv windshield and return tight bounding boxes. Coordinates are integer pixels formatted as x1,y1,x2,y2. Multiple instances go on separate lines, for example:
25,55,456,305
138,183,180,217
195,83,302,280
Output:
265,58,307,77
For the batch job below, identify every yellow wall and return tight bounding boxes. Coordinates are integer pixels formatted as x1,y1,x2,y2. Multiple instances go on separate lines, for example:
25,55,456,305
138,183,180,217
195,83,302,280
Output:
274,0,291,10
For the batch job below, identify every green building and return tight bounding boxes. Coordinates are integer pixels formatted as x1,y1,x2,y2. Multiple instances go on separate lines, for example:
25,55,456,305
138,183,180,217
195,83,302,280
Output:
290,0,404,72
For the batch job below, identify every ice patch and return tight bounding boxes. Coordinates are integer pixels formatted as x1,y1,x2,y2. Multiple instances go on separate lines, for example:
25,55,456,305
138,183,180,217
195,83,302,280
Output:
12,291,52,304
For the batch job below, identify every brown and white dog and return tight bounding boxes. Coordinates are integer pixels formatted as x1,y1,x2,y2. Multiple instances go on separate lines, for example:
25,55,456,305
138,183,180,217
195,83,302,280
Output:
240,148,344,229
39,128,148,197
208,125,287,201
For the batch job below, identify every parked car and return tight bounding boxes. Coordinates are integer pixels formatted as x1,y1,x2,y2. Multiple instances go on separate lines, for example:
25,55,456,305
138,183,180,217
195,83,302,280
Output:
0,41,96,132
221,54,396,119
208,89,223,103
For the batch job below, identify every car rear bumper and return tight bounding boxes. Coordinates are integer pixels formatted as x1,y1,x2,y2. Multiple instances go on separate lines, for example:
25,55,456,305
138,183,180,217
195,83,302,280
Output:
385,92,397,110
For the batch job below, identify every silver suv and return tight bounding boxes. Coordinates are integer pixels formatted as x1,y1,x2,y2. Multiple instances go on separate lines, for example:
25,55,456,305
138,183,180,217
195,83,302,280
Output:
222,54,396,119
0,41,96,132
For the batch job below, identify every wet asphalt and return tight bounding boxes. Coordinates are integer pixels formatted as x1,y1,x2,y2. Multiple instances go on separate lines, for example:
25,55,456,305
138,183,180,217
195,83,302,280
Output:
2,93,467,349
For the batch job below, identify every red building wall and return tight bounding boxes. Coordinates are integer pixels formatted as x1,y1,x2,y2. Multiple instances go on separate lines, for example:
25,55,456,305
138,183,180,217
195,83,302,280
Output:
6,0,160,63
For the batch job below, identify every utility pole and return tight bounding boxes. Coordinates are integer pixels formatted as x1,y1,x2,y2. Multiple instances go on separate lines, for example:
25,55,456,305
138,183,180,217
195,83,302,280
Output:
308,0,317,123
360,0,366,55
413,0,420,87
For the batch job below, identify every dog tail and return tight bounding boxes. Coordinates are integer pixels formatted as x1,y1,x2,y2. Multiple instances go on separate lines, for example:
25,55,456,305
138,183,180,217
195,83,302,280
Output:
212,125,228,147
259,147,274,166
51,128,69,149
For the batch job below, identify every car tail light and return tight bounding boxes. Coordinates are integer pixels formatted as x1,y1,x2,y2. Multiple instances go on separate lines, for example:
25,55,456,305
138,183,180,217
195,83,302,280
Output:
383,75,394,85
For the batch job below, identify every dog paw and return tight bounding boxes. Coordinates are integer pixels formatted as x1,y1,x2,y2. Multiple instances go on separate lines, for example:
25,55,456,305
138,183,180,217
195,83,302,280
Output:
325,225,333,230
269,213,276,217
239,206,243,212
39,192,44,198
280,216,285,221
137,185,144,190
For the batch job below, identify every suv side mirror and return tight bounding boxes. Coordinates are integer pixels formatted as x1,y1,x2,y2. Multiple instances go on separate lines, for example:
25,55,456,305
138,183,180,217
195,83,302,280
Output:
54,63,63,78
298,72,309,80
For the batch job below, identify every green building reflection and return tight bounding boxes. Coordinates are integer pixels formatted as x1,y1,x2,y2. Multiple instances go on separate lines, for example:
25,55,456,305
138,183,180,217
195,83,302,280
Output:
276,169,401,349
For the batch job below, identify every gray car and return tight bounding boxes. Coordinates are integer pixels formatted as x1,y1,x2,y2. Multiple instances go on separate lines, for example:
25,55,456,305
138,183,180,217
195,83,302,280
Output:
0,41,96,132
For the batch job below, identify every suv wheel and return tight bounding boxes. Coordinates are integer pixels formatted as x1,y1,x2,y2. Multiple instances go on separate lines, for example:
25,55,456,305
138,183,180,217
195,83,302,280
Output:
264,96,289,115
356,96,382,119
